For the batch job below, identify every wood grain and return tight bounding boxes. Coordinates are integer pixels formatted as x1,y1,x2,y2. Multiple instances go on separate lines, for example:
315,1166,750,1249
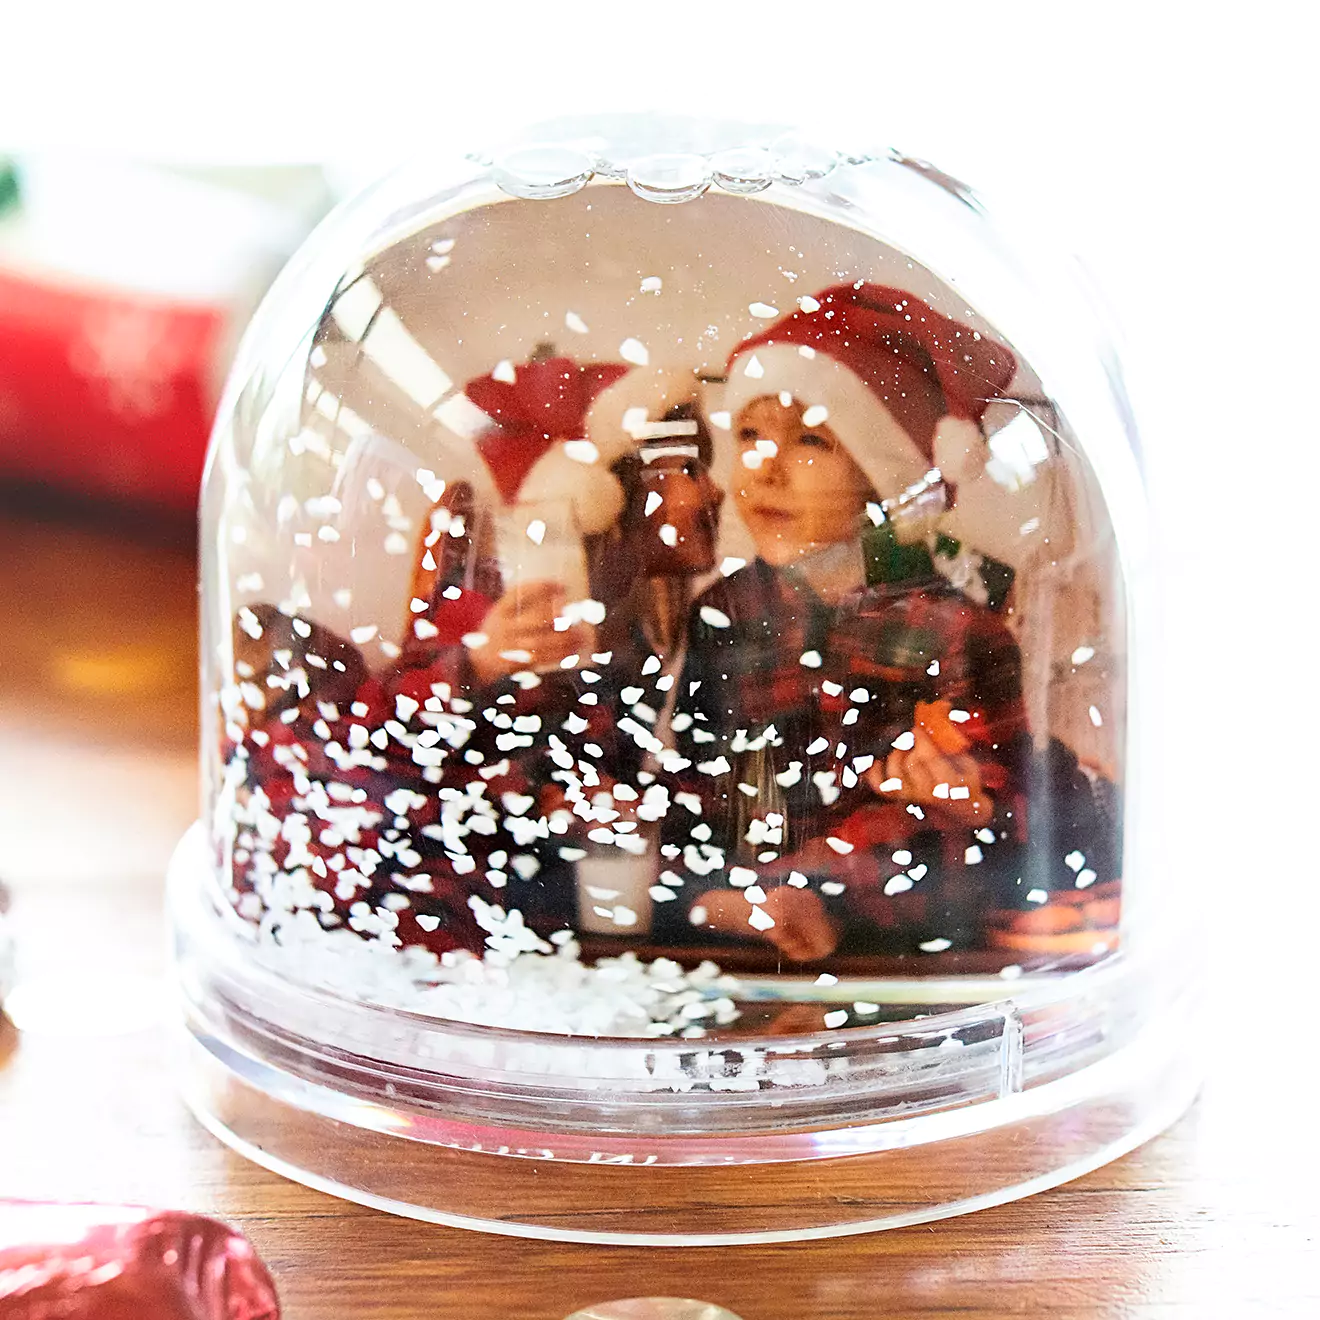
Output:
1,502,1316,1319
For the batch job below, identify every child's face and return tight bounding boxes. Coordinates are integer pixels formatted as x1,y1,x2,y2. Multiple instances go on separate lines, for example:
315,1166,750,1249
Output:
733,396,873,566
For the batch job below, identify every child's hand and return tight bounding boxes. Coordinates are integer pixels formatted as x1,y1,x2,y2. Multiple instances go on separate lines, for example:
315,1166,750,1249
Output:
759,885,840,961
467,581,594,682
866,724,993,826
692,885,840,962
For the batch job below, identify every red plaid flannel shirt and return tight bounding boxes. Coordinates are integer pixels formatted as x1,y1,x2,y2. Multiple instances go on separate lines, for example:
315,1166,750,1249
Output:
659,558,1032,949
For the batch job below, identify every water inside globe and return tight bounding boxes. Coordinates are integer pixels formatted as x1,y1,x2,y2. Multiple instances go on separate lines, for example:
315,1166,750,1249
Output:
202,144,1127,1043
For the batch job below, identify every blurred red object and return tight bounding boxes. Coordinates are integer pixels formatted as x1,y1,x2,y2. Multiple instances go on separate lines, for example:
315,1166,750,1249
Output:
0,267,225,514
0,155,332,516
0,1202,279,1320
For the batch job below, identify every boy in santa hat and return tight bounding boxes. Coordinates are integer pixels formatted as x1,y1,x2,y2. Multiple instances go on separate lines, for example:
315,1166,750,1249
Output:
660,283,1118,964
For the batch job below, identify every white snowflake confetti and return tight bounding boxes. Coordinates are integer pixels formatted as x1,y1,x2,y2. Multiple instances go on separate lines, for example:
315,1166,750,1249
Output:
563,439,599,464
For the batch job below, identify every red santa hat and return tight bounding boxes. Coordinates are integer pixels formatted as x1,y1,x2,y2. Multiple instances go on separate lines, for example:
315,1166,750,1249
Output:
460,354,629,534
721,283,1017,495
459,355,701,536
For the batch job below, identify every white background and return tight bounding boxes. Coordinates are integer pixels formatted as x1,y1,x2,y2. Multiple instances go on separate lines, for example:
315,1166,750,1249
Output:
2,1,1317,939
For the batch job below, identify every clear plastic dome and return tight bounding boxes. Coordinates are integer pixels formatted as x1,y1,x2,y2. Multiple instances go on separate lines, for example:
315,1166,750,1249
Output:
172,117,1197,1242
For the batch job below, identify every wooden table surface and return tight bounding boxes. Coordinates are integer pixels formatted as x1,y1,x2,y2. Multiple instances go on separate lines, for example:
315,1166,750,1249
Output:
1,500,1316,1320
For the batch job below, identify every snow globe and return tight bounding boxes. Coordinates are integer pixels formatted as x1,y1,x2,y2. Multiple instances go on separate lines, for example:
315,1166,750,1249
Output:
170,116,1198,1242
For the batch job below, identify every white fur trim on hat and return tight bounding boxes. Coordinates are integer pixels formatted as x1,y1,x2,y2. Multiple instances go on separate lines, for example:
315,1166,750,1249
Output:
721,343,931,503
517,444,625,536
932,415,987,486
584,366,698,466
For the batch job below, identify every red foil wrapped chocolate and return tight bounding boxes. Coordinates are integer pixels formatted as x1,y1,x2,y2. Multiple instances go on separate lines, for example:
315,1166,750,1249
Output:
0,1203,279,1320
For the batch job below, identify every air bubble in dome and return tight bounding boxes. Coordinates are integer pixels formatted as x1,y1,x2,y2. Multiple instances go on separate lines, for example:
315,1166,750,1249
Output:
494,146,595,199
710,146,776,194
771,133,839,182
626,153,712,203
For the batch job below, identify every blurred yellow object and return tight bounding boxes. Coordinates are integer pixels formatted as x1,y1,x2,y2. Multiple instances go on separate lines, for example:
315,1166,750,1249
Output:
52,645,184,697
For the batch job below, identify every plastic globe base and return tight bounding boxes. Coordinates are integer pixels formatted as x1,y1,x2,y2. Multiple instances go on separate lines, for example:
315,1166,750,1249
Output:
170,826,1198,1245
